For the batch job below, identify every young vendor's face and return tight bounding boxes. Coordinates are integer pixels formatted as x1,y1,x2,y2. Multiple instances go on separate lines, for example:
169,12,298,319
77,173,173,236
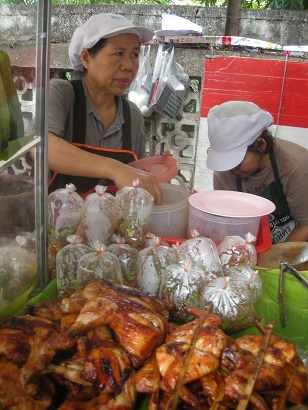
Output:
230,151,264,178
81,34,140,96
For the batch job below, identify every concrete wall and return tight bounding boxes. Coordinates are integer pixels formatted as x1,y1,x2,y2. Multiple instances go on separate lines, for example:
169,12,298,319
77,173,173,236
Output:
1,4,307,49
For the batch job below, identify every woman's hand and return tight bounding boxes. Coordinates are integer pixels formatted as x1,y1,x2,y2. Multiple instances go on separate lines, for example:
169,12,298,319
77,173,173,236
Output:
113,164,163,205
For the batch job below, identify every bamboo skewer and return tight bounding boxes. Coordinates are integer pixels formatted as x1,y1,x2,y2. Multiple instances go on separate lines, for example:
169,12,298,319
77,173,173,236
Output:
236,320,274,410
167,308,209,410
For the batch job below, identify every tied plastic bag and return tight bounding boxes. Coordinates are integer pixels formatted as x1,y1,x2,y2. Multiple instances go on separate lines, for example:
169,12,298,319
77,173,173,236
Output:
177,231,224,282
148,44,190,118
159,259,205,322
217,233,257,273
48,183,84,277
107,242,139,288
137,236,177,298
202,276,255,333
227,266,262,304
56,234,91,299
78,185,120,247
128,45,153,117
116,179,154,249
76,243,123,290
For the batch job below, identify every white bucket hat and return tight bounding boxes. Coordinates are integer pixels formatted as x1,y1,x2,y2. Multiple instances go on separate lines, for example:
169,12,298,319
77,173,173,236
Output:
69,13,154,71
206,101,274,172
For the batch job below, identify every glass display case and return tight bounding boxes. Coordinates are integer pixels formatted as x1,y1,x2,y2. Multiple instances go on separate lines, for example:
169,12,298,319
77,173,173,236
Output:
0,0,51,318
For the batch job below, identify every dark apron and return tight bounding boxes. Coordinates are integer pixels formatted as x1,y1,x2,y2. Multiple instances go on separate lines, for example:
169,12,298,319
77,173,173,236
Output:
48,79,137,194
237,150,297,244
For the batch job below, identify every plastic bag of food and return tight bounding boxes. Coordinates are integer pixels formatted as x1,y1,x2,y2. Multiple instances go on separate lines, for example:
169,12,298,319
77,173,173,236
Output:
202,276,255,333
144,232,170,248
177,231,224,282
217,233,257,273
159,259,206,322
56,234,92,299
48,183,84,277
128,45,153,117
0,243,36,309
107,242,139,288
227,265,262,303
76,243,123,290
78,185,120,247
137,237,177,298
116,179,154,249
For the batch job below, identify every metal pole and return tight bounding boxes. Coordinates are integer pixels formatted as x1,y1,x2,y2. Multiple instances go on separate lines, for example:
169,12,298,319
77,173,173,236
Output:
34,0,51,292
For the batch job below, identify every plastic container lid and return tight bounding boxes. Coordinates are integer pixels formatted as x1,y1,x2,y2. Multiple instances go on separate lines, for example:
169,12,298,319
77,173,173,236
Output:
189,190,275,218
128,156,178,183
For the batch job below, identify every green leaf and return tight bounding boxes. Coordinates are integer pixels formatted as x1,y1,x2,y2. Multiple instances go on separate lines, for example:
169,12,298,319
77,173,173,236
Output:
15,279,58,316
0,282,36,320
232,268,308,351
0,134,37,161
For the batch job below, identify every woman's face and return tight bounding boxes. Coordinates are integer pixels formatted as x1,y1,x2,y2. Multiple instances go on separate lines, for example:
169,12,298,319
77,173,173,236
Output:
81,33,140,96
230,151,264,178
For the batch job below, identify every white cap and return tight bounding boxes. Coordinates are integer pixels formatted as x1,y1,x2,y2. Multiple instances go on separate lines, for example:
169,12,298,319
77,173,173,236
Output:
69,13,154,71
206,101,273,172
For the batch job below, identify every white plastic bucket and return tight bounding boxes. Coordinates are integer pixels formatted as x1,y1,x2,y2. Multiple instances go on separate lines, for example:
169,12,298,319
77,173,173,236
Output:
148,183,190,238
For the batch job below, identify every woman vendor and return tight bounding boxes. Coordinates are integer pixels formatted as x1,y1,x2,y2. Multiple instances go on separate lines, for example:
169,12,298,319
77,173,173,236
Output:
206,100,308,244
47,13,164,204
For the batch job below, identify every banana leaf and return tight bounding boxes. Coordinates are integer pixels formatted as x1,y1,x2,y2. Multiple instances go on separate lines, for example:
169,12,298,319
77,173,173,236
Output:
15,278,58,316
232,268,308,352
0,134,36,161
0,281,36,320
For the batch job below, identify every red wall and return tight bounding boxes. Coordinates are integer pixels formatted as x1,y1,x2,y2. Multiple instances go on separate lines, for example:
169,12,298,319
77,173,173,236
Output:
201,57,308,128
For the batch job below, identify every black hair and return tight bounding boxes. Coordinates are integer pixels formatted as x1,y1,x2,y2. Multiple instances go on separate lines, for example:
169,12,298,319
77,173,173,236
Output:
247,129,274,154
81,38,109,72
87,38,109,57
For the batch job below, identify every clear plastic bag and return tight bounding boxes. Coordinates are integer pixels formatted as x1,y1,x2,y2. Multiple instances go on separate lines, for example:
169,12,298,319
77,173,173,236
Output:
144,232,170,248
78,185,120,247
137,237,177,298
107,243,139,288
227,265,262,303
148,44,190,118
217,233,257,273
76,243,123,290
128,45,153,117
202,276,255,333
116,180,154,249
48,183,84,277
159,259,205,322
56,234,91,299
15,231,36,252
0,243,36,308
177,232,224,282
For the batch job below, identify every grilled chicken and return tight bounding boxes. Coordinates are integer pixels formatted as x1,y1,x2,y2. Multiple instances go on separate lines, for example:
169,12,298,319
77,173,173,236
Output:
0,280,306,409
0,357,55,409
58,371,136,410
156,314,227,389
69,294,169,368
222,334,308,407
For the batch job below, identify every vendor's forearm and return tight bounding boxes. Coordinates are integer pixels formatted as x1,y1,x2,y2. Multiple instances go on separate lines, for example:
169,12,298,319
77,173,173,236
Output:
48,133,118,180
285,224,308,242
